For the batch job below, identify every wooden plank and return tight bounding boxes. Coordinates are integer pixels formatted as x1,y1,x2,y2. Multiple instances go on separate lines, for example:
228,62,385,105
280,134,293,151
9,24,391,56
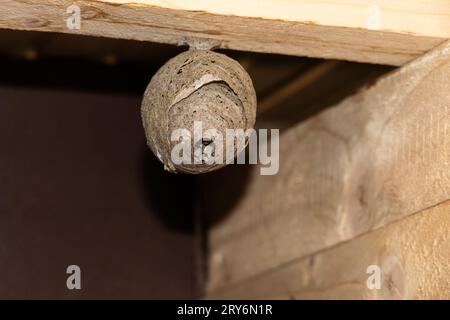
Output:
201,40,450,292
207,200,450,299
0,0,448,65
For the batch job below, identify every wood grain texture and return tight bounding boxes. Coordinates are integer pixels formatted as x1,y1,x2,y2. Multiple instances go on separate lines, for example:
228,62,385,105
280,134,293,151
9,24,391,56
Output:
207,200,450,299
0,0,448,65
202,40,450,292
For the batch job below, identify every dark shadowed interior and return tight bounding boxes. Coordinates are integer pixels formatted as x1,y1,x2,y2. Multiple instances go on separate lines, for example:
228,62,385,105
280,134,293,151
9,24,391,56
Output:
0,48,197,299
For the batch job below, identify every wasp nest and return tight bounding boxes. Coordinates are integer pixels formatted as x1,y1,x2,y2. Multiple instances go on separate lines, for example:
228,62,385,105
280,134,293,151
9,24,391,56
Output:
141,50,257,174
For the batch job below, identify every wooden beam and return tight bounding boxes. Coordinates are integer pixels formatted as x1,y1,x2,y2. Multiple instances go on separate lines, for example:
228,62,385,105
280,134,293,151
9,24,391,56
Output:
207,200,450,299
200,40,450,292
0,0,448,65
257,61,341,114
256,63,392,130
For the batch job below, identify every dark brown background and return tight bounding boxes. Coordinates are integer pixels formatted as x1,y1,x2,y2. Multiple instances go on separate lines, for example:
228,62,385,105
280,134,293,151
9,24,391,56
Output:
0,55,197,299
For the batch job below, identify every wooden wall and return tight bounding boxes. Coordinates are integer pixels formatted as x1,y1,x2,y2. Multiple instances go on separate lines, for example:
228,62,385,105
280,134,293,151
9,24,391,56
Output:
201,41,450,299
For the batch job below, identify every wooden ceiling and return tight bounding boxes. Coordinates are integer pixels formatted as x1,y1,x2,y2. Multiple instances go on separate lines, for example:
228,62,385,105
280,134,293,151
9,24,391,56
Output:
1,0,449,65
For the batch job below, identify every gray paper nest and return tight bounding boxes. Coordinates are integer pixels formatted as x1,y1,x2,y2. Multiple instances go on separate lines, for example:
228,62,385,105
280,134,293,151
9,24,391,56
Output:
141,50,257,174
